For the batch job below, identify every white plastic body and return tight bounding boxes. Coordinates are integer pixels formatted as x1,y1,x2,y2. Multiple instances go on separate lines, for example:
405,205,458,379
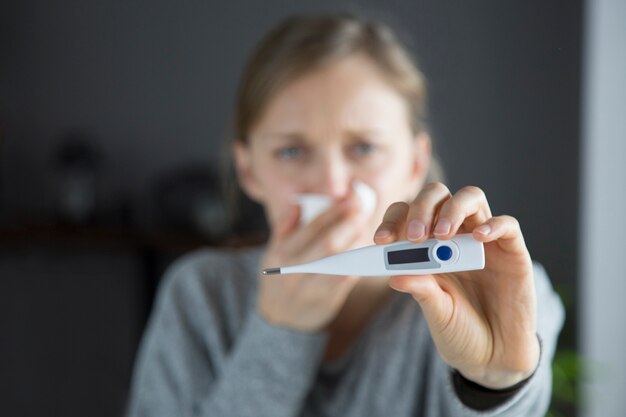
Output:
278,234,484,276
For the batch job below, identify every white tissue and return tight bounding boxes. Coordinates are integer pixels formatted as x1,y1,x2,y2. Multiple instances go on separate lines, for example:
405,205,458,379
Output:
353,181,377,218
293,181,377,224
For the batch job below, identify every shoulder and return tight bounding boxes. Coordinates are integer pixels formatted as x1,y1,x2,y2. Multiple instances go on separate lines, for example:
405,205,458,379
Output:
164,245,265,289
531,261,563,307
154,245,266,330
531,261,566,343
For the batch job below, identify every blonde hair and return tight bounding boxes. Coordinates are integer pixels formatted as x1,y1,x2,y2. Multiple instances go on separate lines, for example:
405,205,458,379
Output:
235,12,429,141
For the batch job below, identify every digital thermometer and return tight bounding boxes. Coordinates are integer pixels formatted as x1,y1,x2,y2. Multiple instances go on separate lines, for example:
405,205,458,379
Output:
262,234,484,276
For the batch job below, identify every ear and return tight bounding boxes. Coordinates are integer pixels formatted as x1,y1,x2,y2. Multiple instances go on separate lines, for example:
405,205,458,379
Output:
408,131,432,190
232,141,265,203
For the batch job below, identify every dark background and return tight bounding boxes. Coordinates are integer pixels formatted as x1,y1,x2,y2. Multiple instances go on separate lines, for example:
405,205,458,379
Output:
0,1,581,416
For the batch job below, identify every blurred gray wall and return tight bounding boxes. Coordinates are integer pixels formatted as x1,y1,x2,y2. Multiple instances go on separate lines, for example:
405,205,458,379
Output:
580,0,626,415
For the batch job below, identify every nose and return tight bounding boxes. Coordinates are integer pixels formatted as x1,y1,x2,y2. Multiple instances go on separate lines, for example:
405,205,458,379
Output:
311,150,352,198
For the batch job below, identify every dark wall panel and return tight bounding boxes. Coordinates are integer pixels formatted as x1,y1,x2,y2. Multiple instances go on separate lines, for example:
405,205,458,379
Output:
0,245,145,417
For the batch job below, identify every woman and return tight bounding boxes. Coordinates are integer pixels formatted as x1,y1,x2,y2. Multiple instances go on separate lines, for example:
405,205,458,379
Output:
127,13,564,417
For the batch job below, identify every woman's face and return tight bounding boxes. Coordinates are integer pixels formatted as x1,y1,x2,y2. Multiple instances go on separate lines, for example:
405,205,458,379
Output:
234,54,431,246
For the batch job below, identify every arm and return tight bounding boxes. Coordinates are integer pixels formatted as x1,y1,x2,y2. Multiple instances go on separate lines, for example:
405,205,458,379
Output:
128,188,372,417
126,253,327,417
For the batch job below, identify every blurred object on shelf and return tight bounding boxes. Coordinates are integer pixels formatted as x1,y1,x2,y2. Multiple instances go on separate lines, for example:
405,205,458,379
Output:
52,131,102,225
153,165,231,239
152,164,268,240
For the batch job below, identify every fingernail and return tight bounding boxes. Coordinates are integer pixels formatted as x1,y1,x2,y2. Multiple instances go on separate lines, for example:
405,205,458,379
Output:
375,228,391,239
475,224,491,236
433,219,451,236
407,220,425,241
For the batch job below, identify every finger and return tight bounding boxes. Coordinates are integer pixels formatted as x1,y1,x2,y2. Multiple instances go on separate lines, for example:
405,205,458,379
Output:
273,204,301,239
389,275,454,331
374,201,409,244
405,182,452,242
306,209,365,259
472,215,528,254
432,186,492,239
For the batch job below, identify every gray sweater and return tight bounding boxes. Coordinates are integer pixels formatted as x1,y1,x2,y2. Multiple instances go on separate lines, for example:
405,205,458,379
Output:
127,245,564,417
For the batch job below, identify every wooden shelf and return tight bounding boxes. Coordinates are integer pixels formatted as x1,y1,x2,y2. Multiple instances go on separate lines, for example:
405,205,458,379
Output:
0,223,267,251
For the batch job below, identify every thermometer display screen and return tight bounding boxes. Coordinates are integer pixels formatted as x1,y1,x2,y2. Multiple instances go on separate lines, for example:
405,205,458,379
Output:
387,247,430,265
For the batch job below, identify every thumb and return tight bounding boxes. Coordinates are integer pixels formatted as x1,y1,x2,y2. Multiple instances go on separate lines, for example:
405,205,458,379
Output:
389,275,454,332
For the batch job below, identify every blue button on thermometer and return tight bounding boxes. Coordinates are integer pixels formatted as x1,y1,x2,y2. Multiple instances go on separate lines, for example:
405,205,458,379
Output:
263,234,485,276
436,245,453,261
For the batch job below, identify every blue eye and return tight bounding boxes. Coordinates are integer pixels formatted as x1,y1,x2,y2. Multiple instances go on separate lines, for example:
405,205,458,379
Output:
276,146,305,160
352,142,376,156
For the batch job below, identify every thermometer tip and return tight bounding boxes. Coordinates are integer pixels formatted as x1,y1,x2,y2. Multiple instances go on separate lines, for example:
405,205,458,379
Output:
262,267,281,275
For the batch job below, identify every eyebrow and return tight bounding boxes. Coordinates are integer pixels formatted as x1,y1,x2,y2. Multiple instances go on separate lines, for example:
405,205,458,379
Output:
345,128,386,139
258,127,388,143
257,132,307,142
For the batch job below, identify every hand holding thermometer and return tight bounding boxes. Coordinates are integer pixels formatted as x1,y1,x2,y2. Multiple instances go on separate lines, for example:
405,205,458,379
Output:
263,234,485,276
